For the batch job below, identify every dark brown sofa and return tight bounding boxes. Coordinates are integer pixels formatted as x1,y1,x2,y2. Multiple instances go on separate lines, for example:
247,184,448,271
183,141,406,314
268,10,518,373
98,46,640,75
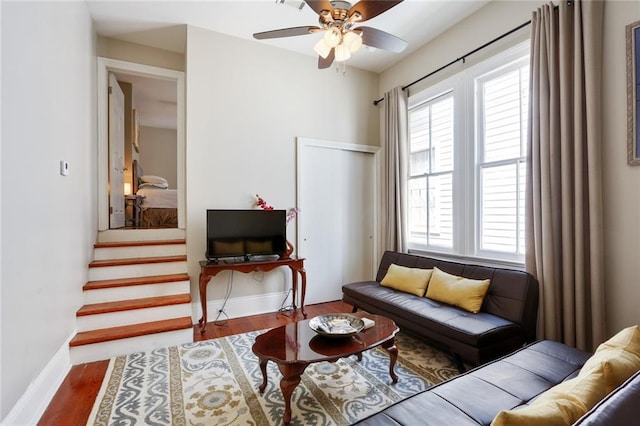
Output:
355,339,640,425
342,251,539,367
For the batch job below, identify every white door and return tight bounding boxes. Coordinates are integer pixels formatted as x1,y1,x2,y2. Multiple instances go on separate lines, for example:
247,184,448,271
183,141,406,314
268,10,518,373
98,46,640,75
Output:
108,73,125,228
297,138,377,305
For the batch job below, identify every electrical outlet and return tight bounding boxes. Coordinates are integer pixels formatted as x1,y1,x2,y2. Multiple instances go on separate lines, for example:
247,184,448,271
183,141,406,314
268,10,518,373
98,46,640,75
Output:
60,160,70,176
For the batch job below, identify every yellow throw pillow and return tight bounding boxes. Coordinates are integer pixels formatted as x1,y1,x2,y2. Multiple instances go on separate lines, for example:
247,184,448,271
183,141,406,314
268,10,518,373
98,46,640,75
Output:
491,363,607,426
380,264,433,297
596,325,640,357
425,267,490,313
579,325,640,393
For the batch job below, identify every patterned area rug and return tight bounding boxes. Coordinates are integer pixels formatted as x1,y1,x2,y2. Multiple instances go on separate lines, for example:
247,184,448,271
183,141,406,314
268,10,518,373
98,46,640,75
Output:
87,330,459,426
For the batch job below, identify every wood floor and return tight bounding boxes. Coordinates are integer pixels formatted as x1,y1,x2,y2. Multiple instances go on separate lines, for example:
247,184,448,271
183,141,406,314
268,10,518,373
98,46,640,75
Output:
37,300,353,425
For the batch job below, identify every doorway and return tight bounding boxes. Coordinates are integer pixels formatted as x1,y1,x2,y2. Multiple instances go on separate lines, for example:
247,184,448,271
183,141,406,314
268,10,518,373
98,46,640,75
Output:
97,57,185,231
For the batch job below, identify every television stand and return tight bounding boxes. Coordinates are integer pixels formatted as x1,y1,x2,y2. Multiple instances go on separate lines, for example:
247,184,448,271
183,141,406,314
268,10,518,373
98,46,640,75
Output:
198,257,306,333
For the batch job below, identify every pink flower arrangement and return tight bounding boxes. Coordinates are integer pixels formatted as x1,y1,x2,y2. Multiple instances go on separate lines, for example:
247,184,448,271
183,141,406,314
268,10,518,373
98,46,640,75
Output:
255,194,299,224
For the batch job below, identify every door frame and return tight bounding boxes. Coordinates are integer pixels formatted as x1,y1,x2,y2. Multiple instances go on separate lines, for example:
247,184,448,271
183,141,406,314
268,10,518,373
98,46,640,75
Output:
97,57,186,230
296,137,380,279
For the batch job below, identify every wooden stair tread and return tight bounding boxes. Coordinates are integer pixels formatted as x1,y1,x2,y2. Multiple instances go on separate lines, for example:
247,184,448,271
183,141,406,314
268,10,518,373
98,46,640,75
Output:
83,273,189,291
77,294,191,316
89,255,186,268
94,239,185,249
70,316,193,347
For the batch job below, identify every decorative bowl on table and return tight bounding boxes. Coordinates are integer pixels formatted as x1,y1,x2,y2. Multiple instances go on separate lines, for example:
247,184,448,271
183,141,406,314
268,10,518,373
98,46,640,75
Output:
309,314,365,338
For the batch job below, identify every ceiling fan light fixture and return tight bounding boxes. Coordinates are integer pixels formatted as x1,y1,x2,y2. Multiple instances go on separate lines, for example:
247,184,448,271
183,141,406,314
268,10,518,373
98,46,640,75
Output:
323,26,342,48
314,38,332,59
343,30,362,53
256,0,406,70
335,43,351,62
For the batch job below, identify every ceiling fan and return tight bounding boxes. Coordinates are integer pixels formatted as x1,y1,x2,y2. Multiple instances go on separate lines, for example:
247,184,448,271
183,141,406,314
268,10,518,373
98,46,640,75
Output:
253,0,407,69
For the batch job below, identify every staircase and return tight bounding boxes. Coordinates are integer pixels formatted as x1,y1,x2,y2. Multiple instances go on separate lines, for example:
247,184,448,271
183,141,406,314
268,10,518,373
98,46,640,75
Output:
69,229,194,364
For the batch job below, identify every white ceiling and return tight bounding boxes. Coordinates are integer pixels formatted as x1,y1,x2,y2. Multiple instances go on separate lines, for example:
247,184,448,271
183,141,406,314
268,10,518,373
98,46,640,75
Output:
88,0,490,128
88,0,490,73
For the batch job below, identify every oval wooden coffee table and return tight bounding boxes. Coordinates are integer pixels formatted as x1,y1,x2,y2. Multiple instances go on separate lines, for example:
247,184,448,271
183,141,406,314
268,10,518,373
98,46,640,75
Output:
252,312,399,424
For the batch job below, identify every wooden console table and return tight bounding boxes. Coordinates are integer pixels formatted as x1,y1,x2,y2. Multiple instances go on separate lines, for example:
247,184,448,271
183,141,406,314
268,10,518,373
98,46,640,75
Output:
198,257,306,333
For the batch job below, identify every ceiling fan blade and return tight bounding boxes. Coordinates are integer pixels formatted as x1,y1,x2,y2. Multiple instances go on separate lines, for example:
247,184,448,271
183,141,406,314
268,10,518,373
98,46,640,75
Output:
318,49,335,69
359,26,407,53
253,26,321,40
349,0,403,22
304,0,334,16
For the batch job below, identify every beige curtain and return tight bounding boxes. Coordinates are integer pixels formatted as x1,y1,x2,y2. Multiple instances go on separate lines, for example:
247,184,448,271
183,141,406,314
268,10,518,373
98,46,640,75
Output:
382,87,408,252
526,0,605,351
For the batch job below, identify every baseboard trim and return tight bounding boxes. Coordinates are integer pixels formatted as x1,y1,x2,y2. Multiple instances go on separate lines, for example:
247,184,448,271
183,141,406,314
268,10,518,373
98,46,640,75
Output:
1,333,73,426
193,291,291,323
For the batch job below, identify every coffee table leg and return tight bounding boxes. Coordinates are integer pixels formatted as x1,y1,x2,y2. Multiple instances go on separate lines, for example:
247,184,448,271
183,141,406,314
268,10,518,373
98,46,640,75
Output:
258,358,268,393
278,363,308,424
382,339,399,383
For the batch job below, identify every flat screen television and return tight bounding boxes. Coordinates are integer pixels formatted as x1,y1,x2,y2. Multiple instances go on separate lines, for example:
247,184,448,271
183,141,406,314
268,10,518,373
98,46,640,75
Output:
206,209,287,260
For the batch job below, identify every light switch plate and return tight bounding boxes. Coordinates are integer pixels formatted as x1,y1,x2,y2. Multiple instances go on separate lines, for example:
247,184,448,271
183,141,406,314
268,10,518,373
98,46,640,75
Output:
60,160,70,176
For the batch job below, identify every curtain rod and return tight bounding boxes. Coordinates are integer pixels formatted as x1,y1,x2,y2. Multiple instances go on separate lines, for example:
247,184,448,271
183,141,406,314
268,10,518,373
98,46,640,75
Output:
373,19,532,106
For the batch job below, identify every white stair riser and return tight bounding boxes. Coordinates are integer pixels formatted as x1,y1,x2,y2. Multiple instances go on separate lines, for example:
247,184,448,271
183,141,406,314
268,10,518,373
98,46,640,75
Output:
97,228,185,243
94,244,186,260
70,328,193,365
84,281,190,304
89,261,187,281
76,304,193,332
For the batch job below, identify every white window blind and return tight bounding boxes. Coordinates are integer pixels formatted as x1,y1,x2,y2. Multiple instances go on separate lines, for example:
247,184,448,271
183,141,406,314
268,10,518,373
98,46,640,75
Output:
477,61,529,256
408,93,454,249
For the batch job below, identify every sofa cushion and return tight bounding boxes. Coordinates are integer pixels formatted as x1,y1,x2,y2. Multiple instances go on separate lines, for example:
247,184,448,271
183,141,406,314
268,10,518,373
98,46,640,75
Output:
380,264,432,297
579,325,640,393
491,362,607,425
426,267,490,313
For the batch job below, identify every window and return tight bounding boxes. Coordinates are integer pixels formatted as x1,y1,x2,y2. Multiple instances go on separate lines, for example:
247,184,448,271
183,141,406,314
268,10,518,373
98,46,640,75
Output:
477,63,528,256
407,43,529,263
408,93,454,249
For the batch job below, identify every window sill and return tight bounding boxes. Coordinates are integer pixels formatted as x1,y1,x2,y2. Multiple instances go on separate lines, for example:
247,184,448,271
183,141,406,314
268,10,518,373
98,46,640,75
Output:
407,249,526,271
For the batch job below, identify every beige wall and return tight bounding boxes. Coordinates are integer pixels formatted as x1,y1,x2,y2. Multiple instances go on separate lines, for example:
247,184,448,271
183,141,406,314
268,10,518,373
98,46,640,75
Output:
185,26,380,306
380,0,640,338
139,126,178,188
380,1,537,97
1,1,97,421
97,35,185,71
601,0,640,335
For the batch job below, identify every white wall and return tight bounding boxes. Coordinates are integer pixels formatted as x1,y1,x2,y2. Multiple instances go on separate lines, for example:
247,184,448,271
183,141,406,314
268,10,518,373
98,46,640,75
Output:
0,1,96,420
139,126,178,188
601,0,640,334
185,26,379,310
380,0,640,338
380,1,537,97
